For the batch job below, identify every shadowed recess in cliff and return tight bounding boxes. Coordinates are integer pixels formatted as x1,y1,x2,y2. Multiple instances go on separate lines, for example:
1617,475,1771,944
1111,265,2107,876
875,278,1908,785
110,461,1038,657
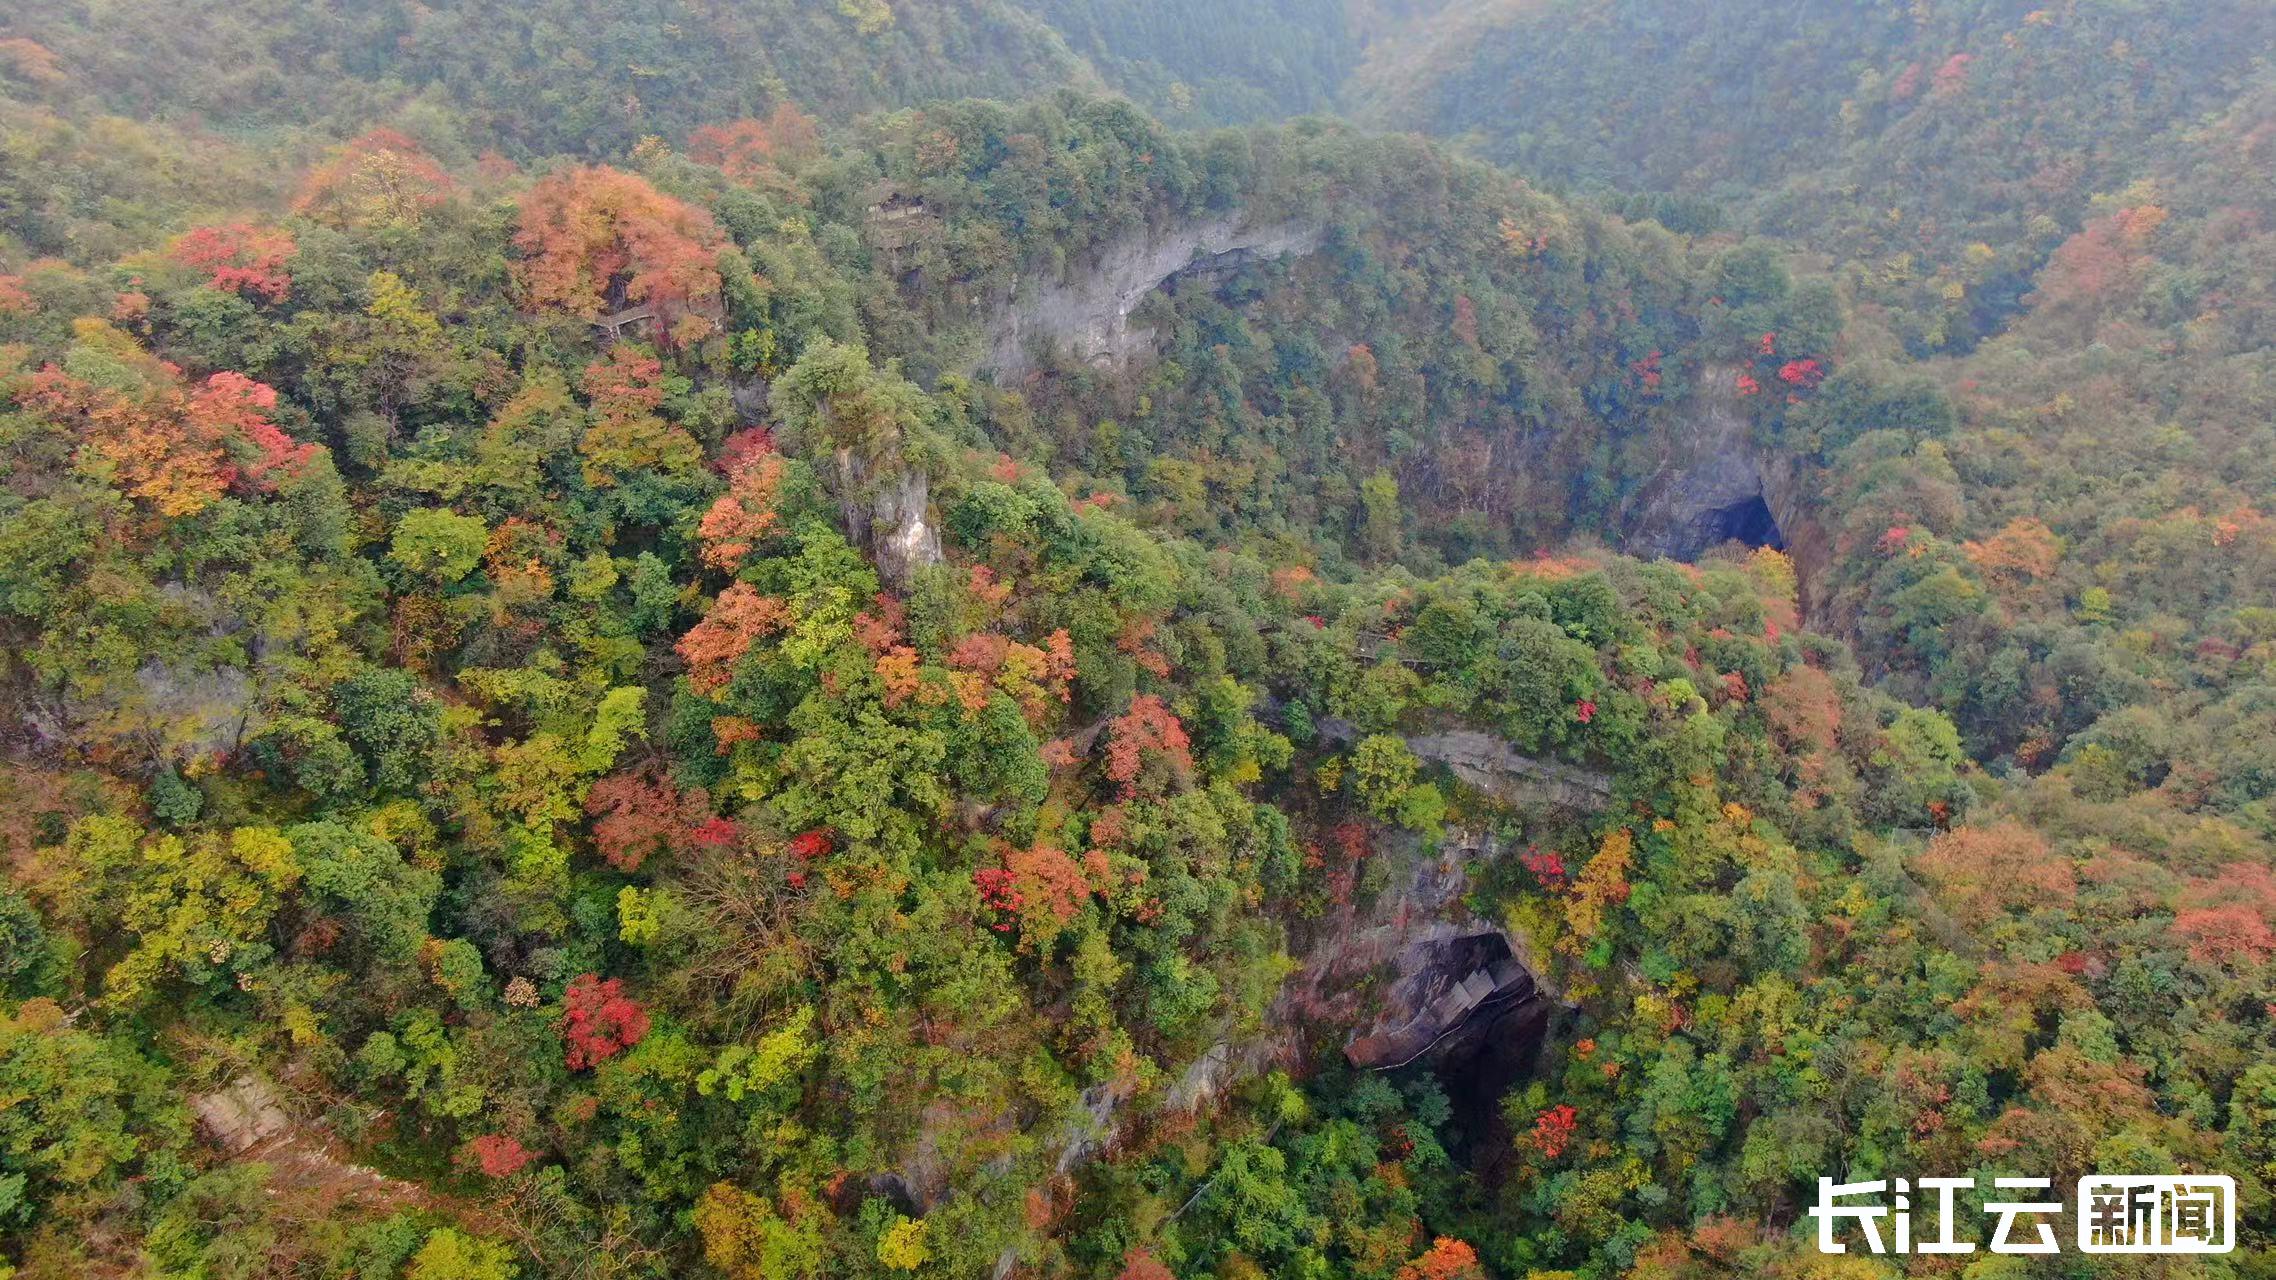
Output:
1704,493,1783,551
1344,928,1554,1177
1345,930,1543,1071
1618,368,1819,569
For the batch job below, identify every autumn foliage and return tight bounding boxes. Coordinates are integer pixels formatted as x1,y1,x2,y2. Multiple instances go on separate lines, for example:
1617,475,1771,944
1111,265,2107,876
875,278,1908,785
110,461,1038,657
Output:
1103,695,1192,799
1775,358,1824,390
0,37,65,87
2170,862,2276,966
994,842,1101,947
14,333,316,518
1963,516,2062,590
193,371,319,491
587,769,713,871
678,584,793,693
698,448,789,572
2171,906,2276,967
1525,1103,1579,1159
1395,1237,1485,1280
465,1133,536,1178
168,223,296,302
15,25,2276,1278
579,345,703,484
294,128,454,230
514,166,729,343
974,867,1022,933
560,974,650,1069
945,629,1076,723
1560,828,1635,954
1115,1249,1176,1280
2028,203,2169,329
1915,823,2075,928
688,104,820,191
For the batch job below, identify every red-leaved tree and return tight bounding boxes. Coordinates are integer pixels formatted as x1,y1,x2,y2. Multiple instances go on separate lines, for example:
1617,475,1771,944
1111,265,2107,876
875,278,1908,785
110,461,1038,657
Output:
586,770,713,871
1103,695,1193,799
1525,1103,1579,1159
676,583,793,694
559,974,650,1069
1115,1249,1176,1280
1396,1237,1485,1280
464,1133,536,1178
688,104,820,192
697,448,788,572
169,223,296,302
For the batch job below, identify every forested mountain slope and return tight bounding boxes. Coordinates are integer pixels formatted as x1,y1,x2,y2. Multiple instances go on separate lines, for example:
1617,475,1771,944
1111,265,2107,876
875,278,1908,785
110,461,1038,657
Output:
1360,0,2276,352
0,7,2273,1280
5,0,1099,153
1357,0,2276,839
3,0,1419,156
1012,0,1442,125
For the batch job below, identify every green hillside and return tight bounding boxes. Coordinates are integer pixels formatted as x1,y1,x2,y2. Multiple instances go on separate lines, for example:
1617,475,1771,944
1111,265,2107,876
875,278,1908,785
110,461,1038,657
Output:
1,5,2274,1280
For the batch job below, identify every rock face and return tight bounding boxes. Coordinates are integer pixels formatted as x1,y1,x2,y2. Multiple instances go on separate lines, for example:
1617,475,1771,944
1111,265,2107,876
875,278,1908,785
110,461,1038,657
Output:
191,1075,292,1155
1402,729,1613,812
1023,827,1556,1198
831,449,942,591
1621,367,1778,559
984,216,1324,376
1298,828,1558,1176
19,581,259,757
1617,364,1825,584
1281,828,1555,1074
1315,718,1613,813
1342,928,1540,1070
189,1072,430,1212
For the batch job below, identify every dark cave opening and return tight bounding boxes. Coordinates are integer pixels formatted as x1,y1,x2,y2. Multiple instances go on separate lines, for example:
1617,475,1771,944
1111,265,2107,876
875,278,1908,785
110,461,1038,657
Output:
1377,931,1554,1184
1428,996,1553,1183
1707,493,1785,551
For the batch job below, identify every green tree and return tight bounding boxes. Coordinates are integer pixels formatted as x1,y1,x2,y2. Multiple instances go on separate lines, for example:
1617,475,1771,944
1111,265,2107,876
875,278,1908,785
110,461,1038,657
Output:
390,508,489,584
407,1227,518,1280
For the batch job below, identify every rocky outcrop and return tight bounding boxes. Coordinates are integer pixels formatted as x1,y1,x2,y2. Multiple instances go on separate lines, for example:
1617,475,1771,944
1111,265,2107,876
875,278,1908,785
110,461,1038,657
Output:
20,581,259,759
191,1075,292,1155
190,1073,428,1211
984,216,1324,376
1297,828,1559,1180
831,449,942,591
1403,729,1612,811
1315,718,1613,812
1621,367,1776,559
954,826,1561,1280
1617,367,1833,609
1276,828,1556,1073
1343,928,1540,1070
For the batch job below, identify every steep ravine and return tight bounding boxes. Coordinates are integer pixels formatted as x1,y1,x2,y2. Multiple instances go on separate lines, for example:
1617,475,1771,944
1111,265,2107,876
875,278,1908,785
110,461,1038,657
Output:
991,826,1559,1279
1006,731,1593,1219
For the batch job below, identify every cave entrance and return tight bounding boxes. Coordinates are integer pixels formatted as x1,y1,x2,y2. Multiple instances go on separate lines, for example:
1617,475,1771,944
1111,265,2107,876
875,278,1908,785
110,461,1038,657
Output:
1707,493,1784,551
1395,932,1553,1182
1427,996,1552,1182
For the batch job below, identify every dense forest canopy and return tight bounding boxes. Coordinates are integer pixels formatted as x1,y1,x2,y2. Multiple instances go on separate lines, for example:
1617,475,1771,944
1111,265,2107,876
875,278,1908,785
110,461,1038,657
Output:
2,2,2274,1279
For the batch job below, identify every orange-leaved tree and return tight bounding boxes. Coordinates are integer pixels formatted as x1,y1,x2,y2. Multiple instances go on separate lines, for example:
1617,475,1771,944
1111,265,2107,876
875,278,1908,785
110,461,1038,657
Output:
514,165,728,345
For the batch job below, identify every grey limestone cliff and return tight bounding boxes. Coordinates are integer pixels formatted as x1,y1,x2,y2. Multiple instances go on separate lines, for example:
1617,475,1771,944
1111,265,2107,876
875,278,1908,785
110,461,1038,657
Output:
984,216,1325,376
